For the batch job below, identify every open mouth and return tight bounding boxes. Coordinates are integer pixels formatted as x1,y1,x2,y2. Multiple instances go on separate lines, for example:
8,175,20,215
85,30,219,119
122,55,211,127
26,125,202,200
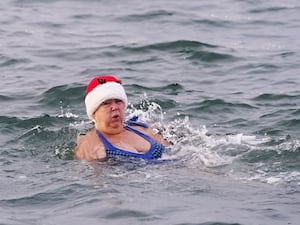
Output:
112,113,120,120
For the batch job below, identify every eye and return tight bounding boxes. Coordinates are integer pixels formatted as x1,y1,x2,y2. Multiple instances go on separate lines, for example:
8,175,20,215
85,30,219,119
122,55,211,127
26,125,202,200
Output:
101,100,112,106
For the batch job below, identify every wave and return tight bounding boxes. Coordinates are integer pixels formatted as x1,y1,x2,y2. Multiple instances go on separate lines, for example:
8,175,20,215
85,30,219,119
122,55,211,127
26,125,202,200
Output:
253,93,300,101
248,6,298,14
189,99,256,113
123,40,216,52
0,94,13,101
0,183,86,207
19,39,238,66
191,18,234,28
249,93,300,136
129,83,184,94
38,84,85,107
117,9,174,22
121,40,239,64
0,54,30,68
0,113,79,160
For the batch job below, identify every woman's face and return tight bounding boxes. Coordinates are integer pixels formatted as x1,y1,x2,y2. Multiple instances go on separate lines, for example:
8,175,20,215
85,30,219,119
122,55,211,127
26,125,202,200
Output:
93,99,125,133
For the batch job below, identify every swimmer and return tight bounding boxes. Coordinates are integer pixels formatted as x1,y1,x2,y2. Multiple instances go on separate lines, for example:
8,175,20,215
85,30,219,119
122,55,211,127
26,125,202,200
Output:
74,75,169,161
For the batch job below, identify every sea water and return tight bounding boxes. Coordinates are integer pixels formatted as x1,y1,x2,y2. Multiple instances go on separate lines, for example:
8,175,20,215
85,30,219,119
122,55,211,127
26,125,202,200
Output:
0,0,299,224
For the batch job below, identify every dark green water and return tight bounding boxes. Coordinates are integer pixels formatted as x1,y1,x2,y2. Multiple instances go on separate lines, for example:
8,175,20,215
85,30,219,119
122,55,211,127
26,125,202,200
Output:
0,0,299,224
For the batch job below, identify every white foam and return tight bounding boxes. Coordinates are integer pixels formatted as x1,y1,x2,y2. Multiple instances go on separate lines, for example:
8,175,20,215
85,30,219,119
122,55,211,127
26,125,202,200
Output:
58,103,78,118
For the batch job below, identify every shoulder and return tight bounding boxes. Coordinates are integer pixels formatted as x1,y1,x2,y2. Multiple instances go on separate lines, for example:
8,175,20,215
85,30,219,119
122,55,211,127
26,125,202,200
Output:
76,129,98,147
130,125,170,147
130,124,151,134
74,129,106,161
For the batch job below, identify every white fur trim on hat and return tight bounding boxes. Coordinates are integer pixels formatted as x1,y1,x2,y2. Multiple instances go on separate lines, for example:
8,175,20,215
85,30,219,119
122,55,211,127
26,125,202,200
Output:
85,82,128,120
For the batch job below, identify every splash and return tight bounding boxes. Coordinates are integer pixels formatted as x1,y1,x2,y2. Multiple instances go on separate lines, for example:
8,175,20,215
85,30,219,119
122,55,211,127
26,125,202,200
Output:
127,98,300,186
58,101,78,118
127,97,245,167
126,93,165,125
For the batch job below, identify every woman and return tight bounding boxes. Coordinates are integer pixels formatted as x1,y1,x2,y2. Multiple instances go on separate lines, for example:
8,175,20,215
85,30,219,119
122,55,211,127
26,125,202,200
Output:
74,75,169,161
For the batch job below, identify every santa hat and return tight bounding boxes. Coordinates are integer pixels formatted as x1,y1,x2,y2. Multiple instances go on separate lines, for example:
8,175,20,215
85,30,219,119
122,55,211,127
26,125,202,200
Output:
85,75,128,120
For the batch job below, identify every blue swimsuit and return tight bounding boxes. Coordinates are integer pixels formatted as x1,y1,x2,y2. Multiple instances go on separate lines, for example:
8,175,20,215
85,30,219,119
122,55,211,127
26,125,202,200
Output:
96,122,165,160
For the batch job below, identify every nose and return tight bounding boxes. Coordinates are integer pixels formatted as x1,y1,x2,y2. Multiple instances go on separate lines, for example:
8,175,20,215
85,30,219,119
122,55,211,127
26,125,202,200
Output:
110,100,120,110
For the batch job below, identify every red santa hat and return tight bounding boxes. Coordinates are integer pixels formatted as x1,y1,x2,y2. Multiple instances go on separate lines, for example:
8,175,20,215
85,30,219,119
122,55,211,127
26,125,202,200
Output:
85,75,128,120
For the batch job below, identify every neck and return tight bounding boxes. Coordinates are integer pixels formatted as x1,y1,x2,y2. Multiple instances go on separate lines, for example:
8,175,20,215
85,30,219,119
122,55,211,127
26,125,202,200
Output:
95,124,124,136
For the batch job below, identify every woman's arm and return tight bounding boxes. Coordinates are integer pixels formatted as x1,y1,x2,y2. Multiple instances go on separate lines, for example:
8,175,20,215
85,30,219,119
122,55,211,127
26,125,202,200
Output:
74,130,106,161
